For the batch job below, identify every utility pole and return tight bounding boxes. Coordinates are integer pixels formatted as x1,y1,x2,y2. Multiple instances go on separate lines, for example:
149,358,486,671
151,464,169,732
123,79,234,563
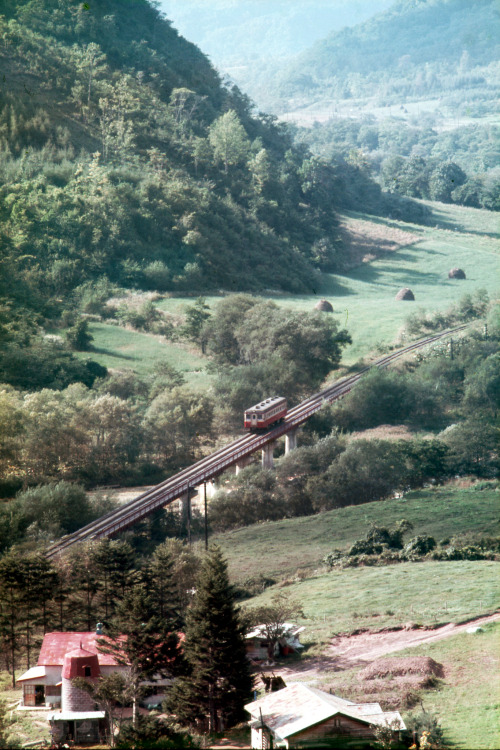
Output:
204,481,209,551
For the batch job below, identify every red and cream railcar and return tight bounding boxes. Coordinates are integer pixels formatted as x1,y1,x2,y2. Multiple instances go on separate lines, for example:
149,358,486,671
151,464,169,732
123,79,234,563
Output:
244,396,288,432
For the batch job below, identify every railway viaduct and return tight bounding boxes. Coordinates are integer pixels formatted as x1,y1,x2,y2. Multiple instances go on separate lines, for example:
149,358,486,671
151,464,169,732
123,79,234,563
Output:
46,326,466,558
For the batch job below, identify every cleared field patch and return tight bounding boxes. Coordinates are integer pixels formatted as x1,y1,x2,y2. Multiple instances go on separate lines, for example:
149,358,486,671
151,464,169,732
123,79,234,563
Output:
75,322,209,389
338,215,421,266
212,482,499,583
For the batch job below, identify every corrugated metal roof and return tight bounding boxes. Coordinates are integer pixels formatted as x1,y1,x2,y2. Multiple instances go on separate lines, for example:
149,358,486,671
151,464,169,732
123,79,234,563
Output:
47,711,105,721
17,666,47,682
38,633,124,666
245,683,406,739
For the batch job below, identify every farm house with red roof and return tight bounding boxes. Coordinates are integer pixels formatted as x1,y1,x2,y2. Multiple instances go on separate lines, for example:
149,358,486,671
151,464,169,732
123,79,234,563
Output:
16,628,126,709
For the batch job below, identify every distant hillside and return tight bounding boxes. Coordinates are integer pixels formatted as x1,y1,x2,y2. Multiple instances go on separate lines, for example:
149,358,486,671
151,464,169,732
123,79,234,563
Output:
160,0,394,88
276,0,499,104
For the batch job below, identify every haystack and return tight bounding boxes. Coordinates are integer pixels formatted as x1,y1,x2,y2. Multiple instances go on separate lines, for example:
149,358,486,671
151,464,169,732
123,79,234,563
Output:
448,267,466,279
314,299,334,312
358,657,444,681
395,287,415,301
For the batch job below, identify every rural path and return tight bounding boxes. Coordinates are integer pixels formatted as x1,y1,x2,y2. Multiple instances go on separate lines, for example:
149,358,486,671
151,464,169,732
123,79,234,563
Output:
272,612,500,683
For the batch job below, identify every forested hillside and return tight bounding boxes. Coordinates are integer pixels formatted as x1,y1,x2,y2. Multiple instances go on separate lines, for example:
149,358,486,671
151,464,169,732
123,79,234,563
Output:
0,0,391,315
160,0,394,90
276,0,499,103
274,0,500,211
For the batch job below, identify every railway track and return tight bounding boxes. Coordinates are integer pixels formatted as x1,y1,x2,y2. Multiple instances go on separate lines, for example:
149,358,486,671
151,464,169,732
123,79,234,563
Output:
45,325,468,558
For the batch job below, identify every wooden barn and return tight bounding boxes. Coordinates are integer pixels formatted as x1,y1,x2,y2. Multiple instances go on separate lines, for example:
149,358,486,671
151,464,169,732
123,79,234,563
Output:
245,682,405,748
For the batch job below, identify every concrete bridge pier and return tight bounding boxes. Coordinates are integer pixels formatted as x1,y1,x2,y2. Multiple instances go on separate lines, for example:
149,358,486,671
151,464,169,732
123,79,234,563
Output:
261,442,275,470
180,488,192,544
235,456,252,475
285,429,298,454
205,480,219,499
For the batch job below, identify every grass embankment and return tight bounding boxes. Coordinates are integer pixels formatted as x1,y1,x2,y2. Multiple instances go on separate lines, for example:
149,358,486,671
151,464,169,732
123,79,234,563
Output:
248,559,498,642
212,482,499,582
209,481,499,646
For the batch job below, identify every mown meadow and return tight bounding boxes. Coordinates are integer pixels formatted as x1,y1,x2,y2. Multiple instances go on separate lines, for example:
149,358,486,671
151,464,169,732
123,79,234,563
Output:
83,200,499,377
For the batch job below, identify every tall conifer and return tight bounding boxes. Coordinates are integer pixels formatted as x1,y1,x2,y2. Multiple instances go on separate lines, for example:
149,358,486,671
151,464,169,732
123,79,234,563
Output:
98,581,183,727
167,545,253,732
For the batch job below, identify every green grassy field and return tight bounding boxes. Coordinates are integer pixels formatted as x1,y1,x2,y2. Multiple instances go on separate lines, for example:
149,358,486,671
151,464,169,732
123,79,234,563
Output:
68,202,498,381
158,201,499,366
76,321,209,389
247,559,498,639
209,482,499,583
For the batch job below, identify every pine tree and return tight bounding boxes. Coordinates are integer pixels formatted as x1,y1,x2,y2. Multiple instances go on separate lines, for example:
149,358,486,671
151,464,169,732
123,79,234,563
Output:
98,581,182,728
167,545,253,733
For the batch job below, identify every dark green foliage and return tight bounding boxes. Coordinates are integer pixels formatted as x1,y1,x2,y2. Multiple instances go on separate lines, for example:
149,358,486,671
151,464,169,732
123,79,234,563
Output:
404,535,437,556
209,468,289,532
98,581,184,727
441,420,499,478
181,297,211,352
0,339,106,390
0,552,58,685
333,368,440,431
0,482,94,552
209,298,351,419
348,520,413,556
66,319,94,351
116,716,198,749
166,546,253,732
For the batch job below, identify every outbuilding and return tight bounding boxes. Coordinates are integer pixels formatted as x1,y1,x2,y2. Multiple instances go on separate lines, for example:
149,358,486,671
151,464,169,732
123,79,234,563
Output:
245,682,405,748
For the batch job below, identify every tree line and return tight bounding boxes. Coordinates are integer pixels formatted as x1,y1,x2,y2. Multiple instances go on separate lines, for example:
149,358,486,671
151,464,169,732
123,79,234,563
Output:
209,306,499,531
0,295,350,502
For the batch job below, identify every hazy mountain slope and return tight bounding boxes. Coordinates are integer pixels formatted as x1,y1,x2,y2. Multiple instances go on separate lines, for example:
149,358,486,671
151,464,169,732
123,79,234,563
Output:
160,0,395,66
280,0,499,96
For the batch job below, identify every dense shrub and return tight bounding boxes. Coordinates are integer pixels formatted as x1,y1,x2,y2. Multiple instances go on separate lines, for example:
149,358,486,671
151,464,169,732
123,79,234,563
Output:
404,535,437,556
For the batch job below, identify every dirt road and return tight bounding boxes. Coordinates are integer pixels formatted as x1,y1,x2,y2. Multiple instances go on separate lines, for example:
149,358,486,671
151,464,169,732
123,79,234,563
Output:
273,612,500,683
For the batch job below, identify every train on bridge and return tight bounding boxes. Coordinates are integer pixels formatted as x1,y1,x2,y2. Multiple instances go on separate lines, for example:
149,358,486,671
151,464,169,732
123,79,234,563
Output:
244,396,288,431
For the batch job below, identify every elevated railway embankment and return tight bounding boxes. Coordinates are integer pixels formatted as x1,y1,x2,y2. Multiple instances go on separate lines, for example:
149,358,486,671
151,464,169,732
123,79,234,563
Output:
46,326,468,558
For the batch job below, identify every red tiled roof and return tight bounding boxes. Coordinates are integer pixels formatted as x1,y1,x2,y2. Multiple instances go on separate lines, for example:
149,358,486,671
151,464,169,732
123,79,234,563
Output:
38,633,125,667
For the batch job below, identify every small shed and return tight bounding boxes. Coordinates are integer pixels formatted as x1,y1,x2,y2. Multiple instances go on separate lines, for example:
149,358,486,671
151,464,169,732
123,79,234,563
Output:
245,683,405,749
245,624,305,661
448,268,466,279
395,287,415,300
